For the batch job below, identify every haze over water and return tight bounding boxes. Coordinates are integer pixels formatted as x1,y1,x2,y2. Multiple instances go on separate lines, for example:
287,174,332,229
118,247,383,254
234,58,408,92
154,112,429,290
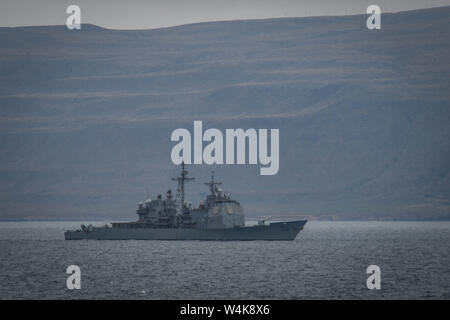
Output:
0,221,449,299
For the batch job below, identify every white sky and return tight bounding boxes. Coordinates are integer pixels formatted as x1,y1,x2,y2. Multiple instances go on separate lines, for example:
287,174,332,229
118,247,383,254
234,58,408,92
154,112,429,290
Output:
1,0,450,29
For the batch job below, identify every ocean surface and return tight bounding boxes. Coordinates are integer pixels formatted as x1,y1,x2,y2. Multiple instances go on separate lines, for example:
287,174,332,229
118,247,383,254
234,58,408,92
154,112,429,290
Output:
0,221,449,300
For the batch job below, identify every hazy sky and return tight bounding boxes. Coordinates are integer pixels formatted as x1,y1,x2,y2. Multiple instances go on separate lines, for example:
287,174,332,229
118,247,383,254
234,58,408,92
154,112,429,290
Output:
1,0,450,29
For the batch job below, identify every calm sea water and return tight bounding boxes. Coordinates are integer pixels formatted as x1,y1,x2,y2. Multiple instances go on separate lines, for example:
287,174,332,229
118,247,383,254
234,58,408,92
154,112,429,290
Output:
0,221,449,299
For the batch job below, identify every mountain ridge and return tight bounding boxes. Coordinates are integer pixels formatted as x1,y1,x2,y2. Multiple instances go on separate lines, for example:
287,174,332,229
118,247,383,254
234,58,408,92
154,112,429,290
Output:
0,6,449,220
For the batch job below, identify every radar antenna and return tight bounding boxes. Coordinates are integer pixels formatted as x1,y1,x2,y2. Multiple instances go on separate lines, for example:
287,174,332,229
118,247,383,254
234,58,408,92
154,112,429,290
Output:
204,171,222,196
172,161,194,214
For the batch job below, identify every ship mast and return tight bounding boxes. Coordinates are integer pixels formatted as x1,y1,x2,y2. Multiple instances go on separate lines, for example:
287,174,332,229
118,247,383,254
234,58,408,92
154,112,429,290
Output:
172,161,194,214
204,171,222,196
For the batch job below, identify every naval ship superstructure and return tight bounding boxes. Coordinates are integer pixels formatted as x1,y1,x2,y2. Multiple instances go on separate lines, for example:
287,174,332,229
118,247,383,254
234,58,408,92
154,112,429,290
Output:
65,163,306,240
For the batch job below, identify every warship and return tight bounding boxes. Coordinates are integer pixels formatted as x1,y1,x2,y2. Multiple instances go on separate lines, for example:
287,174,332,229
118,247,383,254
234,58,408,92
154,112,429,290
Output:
64,162,306,240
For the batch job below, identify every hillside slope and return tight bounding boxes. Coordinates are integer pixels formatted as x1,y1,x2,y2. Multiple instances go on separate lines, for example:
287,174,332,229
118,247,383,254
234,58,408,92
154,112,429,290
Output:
0,7,449,220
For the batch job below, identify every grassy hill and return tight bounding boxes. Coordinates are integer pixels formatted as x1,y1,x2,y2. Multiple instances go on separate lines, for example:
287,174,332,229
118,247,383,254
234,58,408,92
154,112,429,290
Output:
0,7,449,220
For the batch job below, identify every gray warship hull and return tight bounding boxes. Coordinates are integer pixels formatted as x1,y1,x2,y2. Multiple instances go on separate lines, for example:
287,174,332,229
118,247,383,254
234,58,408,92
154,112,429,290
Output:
64,220,307,241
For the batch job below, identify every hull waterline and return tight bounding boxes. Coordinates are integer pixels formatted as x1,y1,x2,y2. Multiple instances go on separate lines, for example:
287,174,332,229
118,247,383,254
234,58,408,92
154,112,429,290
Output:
65,220,307,241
